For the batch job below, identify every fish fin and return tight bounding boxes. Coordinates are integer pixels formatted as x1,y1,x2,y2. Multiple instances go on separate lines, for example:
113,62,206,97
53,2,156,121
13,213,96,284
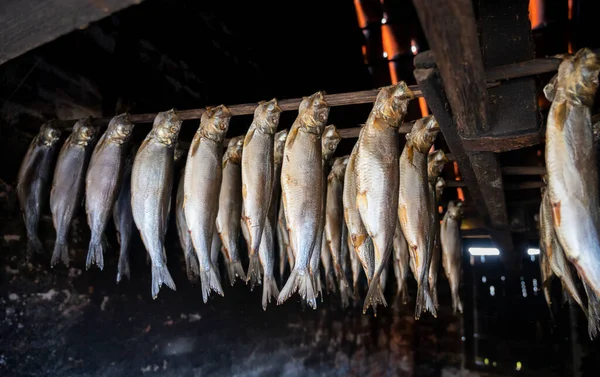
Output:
243,127,256,147
184,249,200,283
415,278,437,319
262,276,280,311
286,127,299,149
452,289,463,314
313,273,323,302
356,191,368,213
363,273,387,315
51,242,69,268
26,236,44,259
246,253,262,290
400,286,410,305
430,279,439,311
199,264,223,303
325,270,337,293
277,268,317,309
86,239,107,270
583,282,600,340
117,250,131,283
227,260,247,286
151,263,176,299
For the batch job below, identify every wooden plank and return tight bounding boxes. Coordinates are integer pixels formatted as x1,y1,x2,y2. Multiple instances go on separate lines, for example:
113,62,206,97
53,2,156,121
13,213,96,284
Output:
0,0,145,65
446,180,544,191
501,166,546,175
412,0,489,136
462,130,543,152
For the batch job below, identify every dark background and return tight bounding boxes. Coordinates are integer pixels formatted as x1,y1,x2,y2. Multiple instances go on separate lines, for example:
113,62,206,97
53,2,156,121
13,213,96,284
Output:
1,0,600,376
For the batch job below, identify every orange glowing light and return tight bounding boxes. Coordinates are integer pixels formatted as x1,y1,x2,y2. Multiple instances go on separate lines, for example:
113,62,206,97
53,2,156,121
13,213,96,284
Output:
457,188,465,201
419,97,429,116
453,162,461,179
382,25,400,57
528,0,544,29
438,206,443,214
389,63,399,84
354,0,368,29
568,40,573,54
568,0,573,20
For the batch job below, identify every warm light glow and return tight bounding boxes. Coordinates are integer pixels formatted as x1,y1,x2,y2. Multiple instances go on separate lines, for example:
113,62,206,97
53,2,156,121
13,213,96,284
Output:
527,248,540,255
410,39,419,55
382,24,400,57
389,64,398,84
453,162,461,178
353,0,367,29
469,247,500,256
438,205,443,214
516,361,522,371
418,97,429,116
383,52,388,58
381,18,387,24
568,40,573,54
528,0,544,29
457,188,465,201
453,161,464,201
568,0,573,20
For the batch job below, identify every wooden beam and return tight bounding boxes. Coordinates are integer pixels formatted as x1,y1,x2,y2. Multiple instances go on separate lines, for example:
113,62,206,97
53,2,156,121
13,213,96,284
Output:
461,130,543,152
412,0,489,136
446,180,543,191
0,0,145,65
501,166,546,175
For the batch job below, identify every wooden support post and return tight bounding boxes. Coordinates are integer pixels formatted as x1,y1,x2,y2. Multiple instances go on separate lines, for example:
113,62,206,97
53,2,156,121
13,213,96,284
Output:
412,0,513,252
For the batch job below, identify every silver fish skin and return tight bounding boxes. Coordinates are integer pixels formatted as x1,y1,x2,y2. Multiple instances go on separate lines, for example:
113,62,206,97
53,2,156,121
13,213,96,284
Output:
440,200,464,314
216,136,246,286
393,220,410,304
273,130,290,281
310,124,341,300
427,149,448,310
50,118,98,267
211,227,222,284
278,91,329,308
544,48,600,298
18,121,62,258
258,129,288,308
175,166,199,283
85,114,135,270
131,109,181,299
356,82,414,314
343,140,375,299
242,99,282,287
277,197,294,273
399,115,440,319
184,105,231,303
347,224,361,297
113,146,137,283
325,155,351,307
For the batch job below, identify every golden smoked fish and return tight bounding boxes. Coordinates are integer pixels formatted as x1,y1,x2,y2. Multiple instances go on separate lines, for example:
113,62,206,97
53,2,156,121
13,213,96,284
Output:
440,200,464,314
399,115,440,319
131,110,181,299
278,91,329,308
355,82,414,314
325,156,351,307
113,145,137,283
310,125,341,299
85,114,135,270
18,121,62,258
277,197,294,275
241,99,282,287
176,165,200,282
184,105,231,302
273,130,289,280
50,118,97,267
544,48,600,298
216,136,246,286
347,225,361,297
427,149,448,310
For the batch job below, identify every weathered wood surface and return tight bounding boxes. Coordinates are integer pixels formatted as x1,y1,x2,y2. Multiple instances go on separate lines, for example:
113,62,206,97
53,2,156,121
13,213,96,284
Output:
446,180,543,191
0,0,145,65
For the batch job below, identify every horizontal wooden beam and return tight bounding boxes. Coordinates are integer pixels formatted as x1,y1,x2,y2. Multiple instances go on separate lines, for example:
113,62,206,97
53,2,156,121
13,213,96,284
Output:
461,129,543,152
501,166,546,175
0,0,145,65
446,180,543,190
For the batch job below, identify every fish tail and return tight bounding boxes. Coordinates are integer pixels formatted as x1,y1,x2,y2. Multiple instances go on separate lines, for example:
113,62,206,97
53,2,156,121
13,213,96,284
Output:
262,276,280,311
199,265,224,303
313,273,323,302
86,239,106,270
431,280,439,311
279,252,287,282
116,250,131,284
415,277,437,319
338,277,351,309
363,274,387,315
26,236,44,259
583,283,600,339
277,268,317,309
245,253,262,291
51,241,69,268
398,282,410,305
151,263,176,299
452,289,463,314
227,260,246,286
184,250,200,283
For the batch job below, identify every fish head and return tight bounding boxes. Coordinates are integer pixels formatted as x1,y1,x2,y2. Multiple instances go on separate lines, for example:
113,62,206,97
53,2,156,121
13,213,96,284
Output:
73,117,98,146
427,149,448,179
200,105,231,142
554,48,600,106
274,129,288,164
321,124,341,161
153,109,182,147
372,81,414,127
107,113,135,143
298,91,329,134
254,98,282,134
224,135,244,164
174,145,187,164
435,177,446,199
406,115,440,153
38,120,62,146
447,200,463,220
331,155,350,178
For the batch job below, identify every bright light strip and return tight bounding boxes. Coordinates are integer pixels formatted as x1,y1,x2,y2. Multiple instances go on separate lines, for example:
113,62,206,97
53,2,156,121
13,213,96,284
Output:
468,247,500,256
527,248,540,256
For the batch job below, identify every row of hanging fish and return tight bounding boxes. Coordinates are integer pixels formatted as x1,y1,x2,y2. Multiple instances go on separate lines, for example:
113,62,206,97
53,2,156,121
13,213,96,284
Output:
538,47,600,339
16,82,465,317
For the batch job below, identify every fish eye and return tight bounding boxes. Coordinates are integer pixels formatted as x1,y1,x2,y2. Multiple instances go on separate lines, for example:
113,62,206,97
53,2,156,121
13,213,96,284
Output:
170,127,178,133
